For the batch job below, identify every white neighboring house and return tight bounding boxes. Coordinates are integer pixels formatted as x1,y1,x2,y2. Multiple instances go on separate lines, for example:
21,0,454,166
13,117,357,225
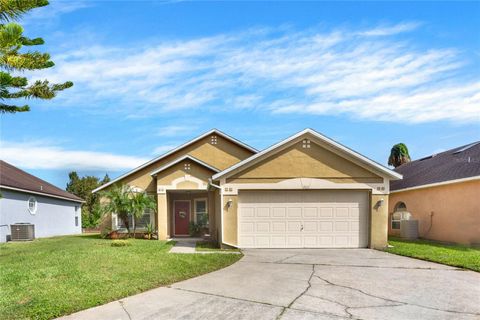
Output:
0,160,83,242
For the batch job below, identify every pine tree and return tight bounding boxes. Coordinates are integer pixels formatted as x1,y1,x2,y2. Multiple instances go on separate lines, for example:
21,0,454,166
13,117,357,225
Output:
0,0,72,113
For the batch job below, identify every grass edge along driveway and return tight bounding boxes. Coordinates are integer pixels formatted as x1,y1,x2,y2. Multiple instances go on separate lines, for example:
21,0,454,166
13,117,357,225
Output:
0,234,242,320
386,237,480,272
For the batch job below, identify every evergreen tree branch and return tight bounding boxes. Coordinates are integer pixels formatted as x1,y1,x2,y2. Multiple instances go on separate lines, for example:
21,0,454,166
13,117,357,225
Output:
0,102,29,113
0,0,48,22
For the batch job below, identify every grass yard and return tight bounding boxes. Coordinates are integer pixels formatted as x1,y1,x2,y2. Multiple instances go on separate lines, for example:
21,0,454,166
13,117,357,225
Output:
387,237,480,272
0,234,242,320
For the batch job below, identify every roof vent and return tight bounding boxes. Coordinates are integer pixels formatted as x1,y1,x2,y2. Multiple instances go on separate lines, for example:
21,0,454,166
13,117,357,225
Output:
40,185,43,191
418,154,435,161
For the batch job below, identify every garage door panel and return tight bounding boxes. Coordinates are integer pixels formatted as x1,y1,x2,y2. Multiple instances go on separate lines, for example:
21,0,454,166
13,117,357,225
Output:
238,190,368,248
303,207,318,218
303,221,318,232
287,221,302,232
272,207,286,217
256,207,270,218
287,207,302,217
240,222,255,233
319,221,334,232
319,208,334,218
256,222,270,232
272,221,286,232
335,207,349,218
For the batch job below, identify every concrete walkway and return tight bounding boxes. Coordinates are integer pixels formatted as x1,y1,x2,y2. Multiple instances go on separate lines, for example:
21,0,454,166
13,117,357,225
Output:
168,239,197,253
58,249,480,320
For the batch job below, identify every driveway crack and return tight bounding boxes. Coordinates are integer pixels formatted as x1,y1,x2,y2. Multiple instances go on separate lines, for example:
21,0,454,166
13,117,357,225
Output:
119,300,132,320
314,274,480,317
276,264,315,319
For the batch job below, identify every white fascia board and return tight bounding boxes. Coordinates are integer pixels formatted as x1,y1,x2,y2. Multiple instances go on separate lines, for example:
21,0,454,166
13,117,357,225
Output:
150,155,220,176
0,185,85,203
213,128,402,181
390,176,480,193
92,129,257,193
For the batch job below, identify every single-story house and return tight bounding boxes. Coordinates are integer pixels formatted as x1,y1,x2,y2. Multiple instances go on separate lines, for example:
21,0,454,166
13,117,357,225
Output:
93,129,402,249
389,142,480,245
0,160,83,242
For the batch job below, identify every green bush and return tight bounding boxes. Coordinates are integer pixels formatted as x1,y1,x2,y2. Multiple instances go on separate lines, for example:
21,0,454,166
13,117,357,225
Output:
110,240,131,247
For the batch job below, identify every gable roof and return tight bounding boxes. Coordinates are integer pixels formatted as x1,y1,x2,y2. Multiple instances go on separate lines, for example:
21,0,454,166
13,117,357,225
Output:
92,129,257,193
390,141,480,192
150,155,220,176
0,160,83,203
212,128,402,181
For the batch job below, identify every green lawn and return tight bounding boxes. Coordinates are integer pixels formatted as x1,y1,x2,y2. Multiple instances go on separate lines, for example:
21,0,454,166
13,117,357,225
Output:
0,234,242,320
386,237,480,272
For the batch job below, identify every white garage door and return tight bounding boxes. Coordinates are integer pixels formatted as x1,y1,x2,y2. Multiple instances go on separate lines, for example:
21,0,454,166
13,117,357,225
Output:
238,190,369,248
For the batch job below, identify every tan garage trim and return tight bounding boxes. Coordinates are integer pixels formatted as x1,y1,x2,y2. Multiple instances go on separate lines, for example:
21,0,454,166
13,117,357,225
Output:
213,129,402,181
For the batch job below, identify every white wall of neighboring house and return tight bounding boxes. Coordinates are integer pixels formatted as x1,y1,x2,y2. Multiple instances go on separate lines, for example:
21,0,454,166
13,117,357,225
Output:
0,189,82,242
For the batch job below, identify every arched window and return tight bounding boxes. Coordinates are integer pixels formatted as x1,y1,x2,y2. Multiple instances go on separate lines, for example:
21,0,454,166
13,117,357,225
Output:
28,196,37,214
394,202,407,212
391,202,407,229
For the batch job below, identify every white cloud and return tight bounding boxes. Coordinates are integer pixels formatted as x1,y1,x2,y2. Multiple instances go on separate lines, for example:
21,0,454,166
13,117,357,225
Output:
156,125,197,137
36,23,480,123
356,22,421,36
0,141,147,171
151,145,177,155
22,0,91,24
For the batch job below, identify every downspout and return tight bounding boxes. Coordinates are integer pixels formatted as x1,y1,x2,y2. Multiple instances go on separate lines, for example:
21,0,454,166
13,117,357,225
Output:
208,179,221,189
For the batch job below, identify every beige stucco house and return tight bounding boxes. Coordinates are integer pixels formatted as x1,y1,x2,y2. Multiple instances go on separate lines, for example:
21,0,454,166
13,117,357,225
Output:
389,142,480,245
93,129,402,249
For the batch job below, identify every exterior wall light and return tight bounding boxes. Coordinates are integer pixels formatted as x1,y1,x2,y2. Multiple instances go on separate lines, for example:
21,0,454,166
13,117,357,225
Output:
226,199,233,209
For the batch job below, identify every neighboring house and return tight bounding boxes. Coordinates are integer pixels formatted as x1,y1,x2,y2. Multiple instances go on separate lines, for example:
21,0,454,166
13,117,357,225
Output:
93,129,401,249
0,160,83,242
389,142,480,245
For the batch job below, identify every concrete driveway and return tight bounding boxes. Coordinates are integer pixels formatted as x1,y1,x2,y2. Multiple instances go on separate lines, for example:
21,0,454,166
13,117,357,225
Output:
60,249,480,320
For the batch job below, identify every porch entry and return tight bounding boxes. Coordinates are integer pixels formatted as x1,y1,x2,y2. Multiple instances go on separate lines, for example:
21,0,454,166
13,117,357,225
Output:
174,200,190,236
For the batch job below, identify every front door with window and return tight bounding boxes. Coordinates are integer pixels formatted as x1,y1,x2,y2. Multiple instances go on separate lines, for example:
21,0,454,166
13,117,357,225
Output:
174,201,190,235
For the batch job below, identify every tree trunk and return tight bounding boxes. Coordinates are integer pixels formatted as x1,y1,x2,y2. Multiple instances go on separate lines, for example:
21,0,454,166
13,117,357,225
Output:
133,216,136,239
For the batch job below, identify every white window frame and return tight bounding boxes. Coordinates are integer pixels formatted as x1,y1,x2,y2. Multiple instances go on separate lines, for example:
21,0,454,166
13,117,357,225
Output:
391,212,401,230
113,209,155,232
194,198,208,225
28,196,37,214
391,202,407,230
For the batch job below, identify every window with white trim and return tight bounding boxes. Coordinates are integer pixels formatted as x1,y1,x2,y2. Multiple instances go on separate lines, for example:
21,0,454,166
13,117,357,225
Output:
391,202,407,230
75,206,79,226
28,197,37,214
194,199,208,226
115,208,155,231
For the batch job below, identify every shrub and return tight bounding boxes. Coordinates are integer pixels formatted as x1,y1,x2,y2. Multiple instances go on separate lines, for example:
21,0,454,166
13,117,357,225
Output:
111,240,131,247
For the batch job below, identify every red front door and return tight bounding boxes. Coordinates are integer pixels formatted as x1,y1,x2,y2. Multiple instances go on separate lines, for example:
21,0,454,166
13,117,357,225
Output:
174,201,190,235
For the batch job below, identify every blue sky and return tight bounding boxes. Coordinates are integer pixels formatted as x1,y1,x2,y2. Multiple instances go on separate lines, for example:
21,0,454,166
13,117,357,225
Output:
1,0,479,189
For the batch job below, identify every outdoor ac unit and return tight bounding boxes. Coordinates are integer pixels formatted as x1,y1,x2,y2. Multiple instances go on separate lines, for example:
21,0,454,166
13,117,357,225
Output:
10,223,35,241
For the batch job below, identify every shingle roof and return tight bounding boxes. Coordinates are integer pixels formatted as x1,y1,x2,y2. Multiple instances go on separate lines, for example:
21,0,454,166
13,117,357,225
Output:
0,160,83,202
390,141,480,191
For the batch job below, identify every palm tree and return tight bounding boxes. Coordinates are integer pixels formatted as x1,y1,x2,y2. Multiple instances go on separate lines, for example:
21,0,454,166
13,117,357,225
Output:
388,143,411,168
130,192,157,238
101,185,133,236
